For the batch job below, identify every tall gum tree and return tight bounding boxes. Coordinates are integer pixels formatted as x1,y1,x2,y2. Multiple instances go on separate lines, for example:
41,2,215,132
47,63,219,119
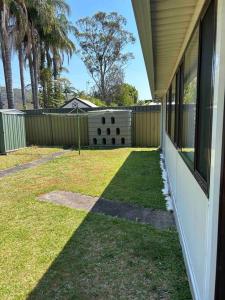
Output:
75,12,135,105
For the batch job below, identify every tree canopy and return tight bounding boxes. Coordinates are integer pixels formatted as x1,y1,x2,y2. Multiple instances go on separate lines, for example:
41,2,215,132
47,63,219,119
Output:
0,0,75,109
75,11,135,104
114,83,138,106
0,4,139,109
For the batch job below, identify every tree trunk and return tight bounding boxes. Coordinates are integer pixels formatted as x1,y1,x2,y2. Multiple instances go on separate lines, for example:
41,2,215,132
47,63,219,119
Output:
0,37,14,108
40,45,48,106
0,86,3,109
0,8,14,109
28,54,35,108
18,45,26,109
3,43,14,109
53,50,58,80
100,76,107,104
31,27,39,109
0,41,7,108
32,49,39,109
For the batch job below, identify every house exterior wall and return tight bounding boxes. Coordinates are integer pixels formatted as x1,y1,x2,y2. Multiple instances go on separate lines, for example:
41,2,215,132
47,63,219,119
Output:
161,1,225,299
163,134,208,299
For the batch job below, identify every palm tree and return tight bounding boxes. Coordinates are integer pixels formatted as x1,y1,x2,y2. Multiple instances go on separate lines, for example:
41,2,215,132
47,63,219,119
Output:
24,0,75,108
0,1,14,108
18,44,26,108
1,0,75,109
0,0,27,109
13,3,28,109
35,2,75,107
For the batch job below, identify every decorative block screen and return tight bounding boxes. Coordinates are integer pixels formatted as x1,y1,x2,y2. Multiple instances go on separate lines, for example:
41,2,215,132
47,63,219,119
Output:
88,110,132,147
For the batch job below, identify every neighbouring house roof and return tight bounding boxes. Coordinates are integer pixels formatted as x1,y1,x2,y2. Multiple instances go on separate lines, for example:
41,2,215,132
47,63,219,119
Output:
0,109,25,115
61,97,98,108
132,0,205,98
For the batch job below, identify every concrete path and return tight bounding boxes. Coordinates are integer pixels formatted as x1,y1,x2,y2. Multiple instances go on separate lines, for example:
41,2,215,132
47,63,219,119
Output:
39,191,175,230
0,151,67,178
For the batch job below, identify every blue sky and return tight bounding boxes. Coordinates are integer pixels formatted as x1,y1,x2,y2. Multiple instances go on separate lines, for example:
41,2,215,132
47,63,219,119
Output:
0,0,151,100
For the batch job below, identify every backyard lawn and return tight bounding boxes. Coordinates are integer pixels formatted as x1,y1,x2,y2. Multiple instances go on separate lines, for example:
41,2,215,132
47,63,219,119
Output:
0,148,191,299
0,146,62,171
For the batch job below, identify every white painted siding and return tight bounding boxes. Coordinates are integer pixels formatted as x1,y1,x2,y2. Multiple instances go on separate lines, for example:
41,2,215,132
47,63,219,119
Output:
163,134,208,299
161,1,225,299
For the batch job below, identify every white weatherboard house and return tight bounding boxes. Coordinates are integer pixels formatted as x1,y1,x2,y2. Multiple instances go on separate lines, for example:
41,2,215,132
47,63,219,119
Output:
132,1,225,299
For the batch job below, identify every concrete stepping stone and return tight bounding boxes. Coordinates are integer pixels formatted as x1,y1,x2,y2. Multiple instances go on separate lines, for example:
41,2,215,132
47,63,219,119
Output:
38,191,175,230
0,151,68,178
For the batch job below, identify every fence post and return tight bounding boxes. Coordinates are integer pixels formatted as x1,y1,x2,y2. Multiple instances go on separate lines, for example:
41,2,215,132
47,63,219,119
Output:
77,106,81,155
49,114,54,146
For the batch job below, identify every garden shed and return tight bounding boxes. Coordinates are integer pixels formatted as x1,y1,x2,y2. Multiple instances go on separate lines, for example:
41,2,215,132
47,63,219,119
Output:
0,109,26,154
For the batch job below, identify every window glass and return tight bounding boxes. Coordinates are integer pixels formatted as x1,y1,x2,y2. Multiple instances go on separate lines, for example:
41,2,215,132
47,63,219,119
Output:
196,0,215,184
181,27,199,165
171,77,176,142
175,69,181,146
166,90,171,135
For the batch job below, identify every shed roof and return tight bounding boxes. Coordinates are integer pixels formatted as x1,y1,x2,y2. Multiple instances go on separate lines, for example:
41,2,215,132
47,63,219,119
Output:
0,109,25,115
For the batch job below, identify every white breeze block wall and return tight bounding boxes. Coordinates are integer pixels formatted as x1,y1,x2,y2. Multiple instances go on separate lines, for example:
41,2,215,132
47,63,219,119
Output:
88,110,132,147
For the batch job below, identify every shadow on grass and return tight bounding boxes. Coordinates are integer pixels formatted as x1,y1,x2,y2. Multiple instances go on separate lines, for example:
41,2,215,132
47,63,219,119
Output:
101,150,165,210
27,150,191,299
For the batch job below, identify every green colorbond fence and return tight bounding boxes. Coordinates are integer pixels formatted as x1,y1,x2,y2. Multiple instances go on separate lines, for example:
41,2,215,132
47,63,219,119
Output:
0,110,26,154
0,107,161,153
25,114,89,147
133,111,160,147
25,110,160,148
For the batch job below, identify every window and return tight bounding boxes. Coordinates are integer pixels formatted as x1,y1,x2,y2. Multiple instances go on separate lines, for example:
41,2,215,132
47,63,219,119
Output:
195,0,215,186
166,90,171,135
102,117,105,124
171,77,176,142
112,138,115,145
181,26,199,166
121,137,125,145
116,128,120,135
175,69,181,146
107,128,111,135
166,79,176,143
111,117,115,124
164,0,215,194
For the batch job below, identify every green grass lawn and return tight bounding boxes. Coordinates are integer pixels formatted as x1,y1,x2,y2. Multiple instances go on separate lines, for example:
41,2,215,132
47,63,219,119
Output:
29,148,165,210
0,146,62,171
0,148,191,299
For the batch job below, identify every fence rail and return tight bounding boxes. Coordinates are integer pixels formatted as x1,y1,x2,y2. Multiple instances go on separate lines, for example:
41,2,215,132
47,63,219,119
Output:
24,105,161,115
25,110,160,148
